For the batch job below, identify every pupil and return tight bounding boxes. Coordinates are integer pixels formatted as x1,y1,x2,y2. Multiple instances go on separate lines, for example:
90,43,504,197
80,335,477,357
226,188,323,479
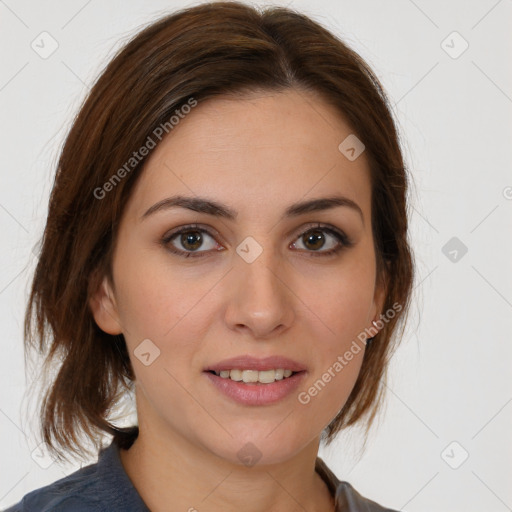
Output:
182,231,202,250
304,230,324,250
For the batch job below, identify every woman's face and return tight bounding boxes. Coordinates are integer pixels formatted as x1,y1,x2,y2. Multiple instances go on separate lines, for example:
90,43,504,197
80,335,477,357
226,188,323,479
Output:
91,88,385,465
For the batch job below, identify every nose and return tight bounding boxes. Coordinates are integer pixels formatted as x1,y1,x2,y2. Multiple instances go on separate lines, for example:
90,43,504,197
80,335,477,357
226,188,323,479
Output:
223,244,295,339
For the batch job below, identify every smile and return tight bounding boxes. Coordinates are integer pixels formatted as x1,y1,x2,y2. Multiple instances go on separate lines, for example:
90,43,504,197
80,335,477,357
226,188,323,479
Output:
210,368,296,384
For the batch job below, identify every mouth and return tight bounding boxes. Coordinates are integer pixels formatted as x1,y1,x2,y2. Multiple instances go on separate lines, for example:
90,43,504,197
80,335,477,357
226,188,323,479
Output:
205,368,305,384
202,354,308,405
203,369,307,406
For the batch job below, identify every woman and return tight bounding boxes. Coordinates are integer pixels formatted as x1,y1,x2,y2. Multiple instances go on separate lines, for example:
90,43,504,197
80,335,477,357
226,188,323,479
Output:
5,1,414,510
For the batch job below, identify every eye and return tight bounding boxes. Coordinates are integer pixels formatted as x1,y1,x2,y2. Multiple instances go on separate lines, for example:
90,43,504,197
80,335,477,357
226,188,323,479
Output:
290,223,353,257
162,224,221,258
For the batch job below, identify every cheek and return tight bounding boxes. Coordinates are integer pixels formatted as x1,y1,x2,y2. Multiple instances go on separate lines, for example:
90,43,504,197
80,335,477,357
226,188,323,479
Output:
299,254,376,341
289,312,367,434
111,245,221,396
292,255,374,421
112,250,209,410
112,245,212,340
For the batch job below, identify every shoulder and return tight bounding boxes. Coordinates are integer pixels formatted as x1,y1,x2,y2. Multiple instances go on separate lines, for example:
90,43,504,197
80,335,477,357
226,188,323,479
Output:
3,437,148,512
3,496,97,512
335,480,399,512
316,456,399,512
2,462,103,512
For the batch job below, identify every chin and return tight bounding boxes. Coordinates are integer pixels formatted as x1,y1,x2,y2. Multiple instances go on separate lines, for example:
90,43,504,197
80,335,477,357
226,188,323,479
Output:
201,426,314,468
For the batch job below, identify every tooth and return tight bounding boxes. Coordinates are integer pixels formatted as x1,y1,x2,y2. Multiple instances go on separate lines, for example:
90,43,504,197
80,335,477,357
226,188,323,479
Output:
258,370,276,383
242,370,259,383
213,368,296,382
230,369,243,381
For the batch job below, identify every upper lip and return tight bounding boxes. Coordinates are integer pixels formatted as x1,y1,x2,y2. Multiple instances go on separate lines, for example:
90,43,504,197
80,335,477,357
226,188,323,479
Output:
204,355,307,373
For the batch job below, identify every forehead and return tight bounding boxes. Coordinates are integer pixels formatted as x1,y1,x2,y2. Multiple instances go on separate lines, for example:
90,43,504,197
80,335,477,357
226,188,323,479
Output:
126,89,372,221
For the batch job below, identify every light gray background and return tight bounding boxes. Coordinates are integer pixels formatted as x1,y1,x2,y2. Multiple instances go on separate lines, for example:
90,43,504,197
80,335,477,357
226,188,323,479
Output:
1,0,511,510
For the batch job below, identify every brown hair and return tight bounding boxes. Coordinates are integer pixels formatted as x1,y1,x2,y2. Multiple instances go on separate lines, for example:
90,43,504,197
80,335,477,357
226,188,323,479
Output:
25,0,414,462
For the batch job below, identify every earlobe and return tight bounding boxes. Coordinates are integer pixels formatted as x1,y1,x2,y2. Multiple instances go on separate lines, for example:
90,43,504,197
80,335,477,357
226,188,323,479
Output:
88,275,123,335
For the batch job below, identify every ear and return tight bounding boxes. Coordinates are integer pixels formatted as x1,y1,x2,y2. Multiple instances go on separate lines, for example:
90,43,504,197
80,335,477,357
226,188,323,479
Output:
88,274,123,335
368,263,389,328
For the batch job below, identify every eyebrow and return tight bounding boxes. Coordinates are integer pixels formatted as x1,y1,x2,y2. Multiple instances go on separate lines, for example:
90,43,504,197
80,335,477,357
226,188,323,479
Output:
140,194,364,224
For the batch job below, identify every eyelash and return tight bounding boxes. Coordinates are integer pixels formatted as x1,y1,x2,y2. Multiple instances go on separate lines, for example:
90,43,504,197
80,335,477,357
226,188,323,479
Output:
161,223,353,259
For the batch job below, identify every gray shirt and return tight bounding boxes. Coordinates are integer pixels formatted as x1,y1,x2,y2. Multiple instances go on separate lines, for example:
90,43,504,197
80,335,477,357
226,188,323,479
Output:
4,439,398,511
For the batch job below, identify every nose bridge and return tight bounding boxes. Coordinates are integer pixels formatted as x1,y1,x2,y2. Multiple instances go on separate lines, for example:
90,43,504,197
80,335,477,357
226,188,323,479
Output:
226,234,293,335
242,246,279,290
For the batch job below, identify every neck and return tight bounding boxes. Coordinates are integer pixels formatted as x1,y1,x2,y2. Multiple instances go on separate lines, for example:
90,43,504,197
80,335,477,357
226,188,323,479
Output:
119,419,334,512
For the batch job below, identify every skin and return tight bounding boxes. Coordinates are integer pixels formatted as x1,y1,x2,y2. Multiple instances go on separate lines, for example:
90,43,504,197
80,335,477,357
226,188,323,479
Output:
90,88,386,512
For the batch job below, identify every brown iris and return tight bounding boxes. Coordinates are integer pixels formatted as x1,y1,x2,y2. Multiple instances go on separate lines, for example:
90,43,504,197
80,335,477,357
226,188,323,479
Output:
180,231,203,251
302,230,326,251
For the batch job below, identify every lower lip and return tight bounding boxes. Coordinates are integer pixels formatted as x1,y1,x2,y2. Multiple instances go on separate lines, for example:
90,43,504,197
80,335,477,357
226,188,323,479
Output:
204,371,307,406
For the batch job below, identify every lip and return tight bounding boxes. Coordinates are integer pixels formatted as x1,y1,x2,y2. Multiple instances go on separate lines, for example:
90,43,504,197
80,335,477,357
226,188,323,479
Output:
203,355,307,372
204,371,307,406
